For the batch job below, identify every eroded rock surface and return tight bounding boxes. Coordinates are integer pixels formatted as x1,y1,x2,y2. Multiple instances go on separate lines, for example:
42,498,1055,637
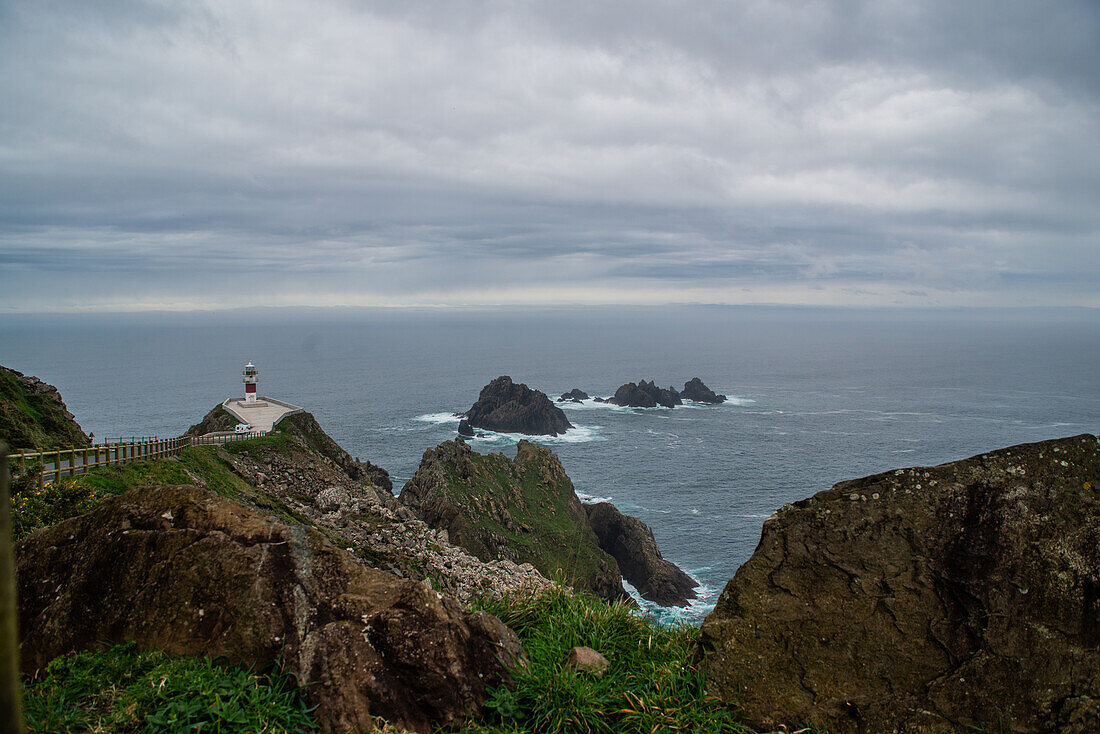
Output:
463,376,572,436
17,485,526,733
699,434,1100,734
213,430,553,605
586,502,698,607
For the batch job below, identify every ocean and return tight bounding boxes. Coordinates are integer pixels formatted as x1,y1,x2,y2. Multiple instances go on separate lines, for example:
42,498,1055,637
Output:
2,306,1097,624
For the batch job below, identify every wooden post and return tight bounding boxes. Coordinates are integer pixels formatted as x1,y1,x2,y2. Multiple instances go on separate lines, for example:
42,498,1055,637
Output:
0,444,27,733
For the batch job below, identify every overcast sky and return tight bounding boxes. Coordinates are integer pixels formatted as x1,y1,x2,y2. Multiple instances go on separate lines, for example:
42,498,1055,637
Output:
1,0,1097,312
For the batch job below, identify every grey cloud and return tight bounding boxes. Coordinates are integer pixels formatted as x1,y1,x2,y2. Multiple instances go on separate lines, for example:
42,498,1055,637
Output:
0,0,1097,311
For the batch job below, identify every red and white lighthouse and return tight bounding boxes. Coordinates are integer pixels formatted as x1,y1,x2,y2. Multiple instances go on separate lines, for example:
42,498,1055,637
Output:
243,362,258,404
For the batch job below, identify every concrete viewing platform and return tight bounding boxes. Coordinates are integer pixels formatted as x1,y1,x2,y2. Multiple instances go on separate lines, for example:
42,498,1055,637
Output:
222,396,304,433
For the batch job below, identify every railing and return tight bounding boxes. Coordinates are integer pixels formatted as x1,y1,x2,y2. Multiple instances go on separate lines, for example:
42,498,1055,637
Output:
190,430,269,446
10,436,193,489
7,429,274,487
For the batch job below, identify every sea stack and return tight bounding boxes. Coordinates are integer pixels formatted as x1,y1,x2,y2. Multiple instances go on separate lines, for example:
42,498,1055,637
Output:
462,376,572,436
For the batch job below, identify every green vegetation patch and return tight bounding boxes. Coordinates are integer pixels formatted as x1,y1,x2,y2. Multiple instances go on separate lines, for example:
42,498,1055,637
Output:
23,643,316,734
13,444,286,540
450,587,754,734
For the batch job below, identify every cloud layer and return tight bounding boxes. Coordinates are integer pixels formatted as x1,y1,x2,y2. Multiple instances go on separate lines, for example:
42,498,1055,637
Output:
1,0,1097,311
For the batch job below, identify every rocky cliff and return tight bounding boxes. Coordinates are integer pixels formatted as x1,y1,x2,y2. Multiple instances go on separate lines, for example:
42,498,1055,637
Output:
699,434,1100,734
0,364,91,450
17,484,526,733
400,439,629,603
187,405,392,491
585,502,698,607
463,376,572,436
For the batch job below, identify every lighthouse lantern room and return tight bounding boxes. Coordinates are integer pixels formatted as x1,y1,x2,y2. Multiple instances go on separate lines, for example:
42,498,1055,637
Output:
243,362,258,403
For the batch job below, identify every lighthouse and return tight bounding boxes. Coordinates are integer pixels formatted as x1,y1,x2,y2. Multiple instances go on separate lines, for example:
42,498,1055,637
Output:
243,362,258,404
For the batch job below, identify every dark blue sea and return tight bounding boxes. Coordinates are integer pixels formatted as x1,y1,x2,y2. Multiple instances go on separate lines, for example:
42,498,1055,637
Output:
2,306,1097,624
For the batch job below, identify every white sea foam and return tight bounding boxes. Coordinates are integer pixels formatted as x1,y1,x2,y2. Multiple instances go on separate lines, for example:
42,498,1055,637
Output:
622,574,719,627
576,491,613,504
464,424,604,447
413,412,461,424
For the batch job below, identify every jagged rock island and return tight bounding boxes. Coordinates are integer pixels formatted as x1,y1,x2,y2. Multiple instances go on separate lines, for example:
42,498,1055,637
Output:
680,377,726,404
462,375,572,436
699,433,1100,734
399,438,698,607
558,388,589,403
610,380,682,408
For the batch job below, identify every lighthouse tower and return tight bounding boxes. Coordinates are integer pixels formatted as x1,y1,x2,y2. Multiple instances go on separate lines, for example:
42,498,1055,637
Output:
243,362,258,404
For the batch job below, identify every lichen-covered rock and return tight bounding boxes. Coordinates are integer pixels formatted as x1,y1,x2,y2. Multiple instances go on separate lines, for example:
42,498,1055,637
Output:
699,434,1100,734
0,364,91,450
400,439,629,603
17,484,526,733
463,376,572,436
609,380,681,408
680,378,726,404
585,502,698,607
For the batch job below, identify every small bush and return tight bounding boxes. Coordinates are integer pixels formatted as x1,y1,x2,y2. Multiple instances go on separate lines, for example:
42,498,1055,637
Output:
10,471,99,541
23,643,317,733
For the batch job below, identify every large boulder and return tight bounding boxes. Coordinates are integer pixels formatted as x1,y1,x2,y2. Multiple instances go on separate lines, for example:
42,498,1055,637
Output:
17,484,526,733
609,380,682,408
400,439,629,603
0,364,91,450
463,376,572,436
699,434,1100,734
680,378,726,404
585,502,698,607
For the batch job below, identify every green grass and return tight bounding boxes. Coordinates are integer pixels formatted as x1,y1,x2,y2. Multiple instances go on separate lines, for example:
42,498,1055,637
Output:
446,587,755,734
23,643,317,734
11,443,292,540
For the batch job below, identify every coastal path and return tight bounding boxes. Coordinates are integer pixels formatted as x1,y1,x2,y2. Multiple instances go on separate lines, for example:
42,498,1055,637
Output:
8,430,269,489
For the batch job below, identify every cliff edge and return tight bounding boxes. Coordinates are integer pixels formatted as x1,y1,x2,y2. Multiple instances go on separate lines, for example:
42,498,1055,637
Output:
699,433,1100,734
1,364,91,450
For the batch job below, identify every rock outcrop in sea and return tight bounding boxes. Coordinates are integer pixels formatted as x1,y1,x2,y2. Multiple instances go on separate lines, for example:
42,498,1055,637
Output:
17,485,526,734
0,365,91,449
698,433,1100,734
609,380,682,408
399,438,697,607
400,438,629,603
558,389,589,402
585,502,698,607
463,376,572,436
680,377,726,404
